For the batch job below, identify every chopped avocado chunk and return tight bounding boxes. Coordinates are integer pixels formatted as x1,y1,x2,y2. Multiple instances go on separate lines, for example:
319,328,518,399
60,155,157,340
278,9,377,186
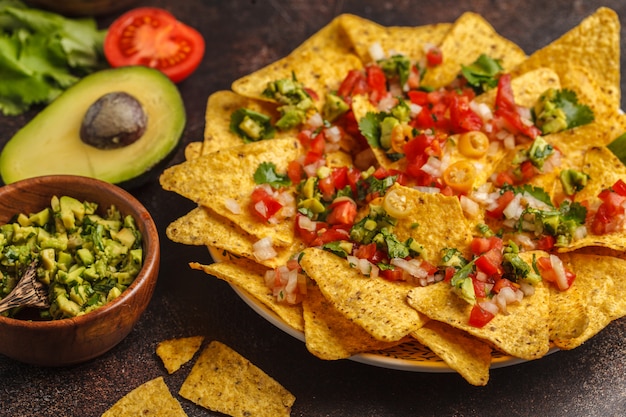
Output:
607,133,626,165
322,93,349,122
560,169,589,195
230,108,276,142
262,76,315,130
380,116,400,150
0,66,185,186
59,196,85,230
533,88,594,134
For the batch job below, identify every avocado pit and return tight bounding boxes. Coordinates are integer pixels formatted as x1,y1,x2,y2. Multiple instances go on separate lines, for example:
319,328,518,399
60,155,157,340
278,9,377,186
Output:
80,92,148,149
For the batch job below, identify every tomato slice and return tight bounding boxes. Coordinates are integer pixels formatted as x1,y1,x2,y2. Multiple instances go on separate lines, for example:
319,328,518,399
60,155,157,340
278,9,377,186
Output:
104,7,205,83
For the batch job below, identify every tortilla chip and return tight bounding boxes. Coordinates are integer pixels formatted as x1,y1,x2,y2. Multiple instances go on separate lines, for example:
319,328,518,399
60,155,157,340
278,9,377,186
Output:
302,284,406,360
407,280,550,360
547,282,589,341
512,7,621,110
475,67,561,109
377,184,474,264
552,253,626,349
412,320,492,386
559,64,617,119
156,336,205,374
553,146,626,252
160,138,302,247
232,16,362,111
421,12,527,89
179,341,295,417
191,259,304,332
167,206,305,268
102,377,187,417
339,14,451,63
203,90,291,155
184,141,203,160
299,247,428,342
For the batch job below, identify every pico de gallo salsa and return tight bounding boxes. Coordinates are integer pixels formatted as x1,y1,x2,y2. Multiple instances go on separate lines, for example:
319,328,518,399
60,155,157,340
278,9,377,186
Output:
231,46,604,327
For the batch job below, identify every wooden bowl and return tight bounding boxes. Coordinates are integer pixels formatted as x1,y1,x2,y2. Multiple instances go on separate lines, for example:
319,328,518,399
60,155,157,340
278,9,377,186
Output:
0,175,159,366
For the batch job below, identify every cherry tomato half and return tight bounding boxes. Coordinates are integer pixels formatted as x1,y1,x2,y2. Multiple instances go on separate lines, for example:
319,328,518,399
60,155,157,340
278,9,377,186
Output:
104,7,205,83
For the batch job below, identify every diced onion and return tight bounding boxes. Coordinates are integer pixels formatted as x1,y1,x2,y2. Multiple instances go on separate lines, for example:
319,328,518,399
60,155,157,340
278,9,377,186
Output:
253,237,277,261
550,254,569,291
369,42,385,61
224,198,241,214
460,195,480,218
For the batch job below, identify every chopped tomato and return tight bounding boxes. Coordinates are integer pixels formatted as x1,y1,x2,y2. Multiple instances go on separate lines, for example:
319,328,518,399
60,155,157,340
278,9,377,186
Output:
468,304,495,328
471,236,503,255
494,74,541,139
535,235,556,251
493,171,516,188
472,278,487,298
591,183,626,234
486,190,515,218
337,69,369,99
536,255,576,290
449,95,483,133
492,277,517,293
380,268,404,282
366,64,388,102
287,160,304,184
250,187,282,221
326,199,357,225
475,248,503,276
425,46,443,67
104,7,205,83
309,226,351,247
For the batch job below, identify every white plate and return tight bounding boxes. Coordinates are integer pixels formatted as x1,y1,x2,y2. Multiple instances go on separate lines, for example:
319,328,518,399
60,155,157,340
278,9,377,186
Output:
209,247,556,372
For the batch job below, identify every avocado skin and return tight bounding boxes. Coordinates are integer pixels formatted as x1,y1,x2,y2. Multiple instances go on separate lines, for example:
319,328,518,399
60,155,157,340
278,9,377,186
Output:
0,66,186,187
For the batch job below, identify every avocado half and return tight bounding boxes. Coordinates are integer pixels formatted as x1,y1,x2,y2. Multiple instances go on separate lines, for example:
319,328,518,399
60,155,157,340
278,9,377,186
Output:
0,66,185,187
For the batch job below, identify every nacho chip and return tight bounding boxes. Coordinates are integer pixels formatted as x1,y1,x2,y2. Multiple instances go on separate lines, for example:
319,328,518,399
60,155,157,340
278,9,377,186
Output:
377,184,474,265
339,14,451,63
421,12,527,89
167,206,305,269
407,280,551,360
512,7,621,110
302,284,406,360
475,67,561,109
160,138,302,247
412,320,492,386
203,90,289,155
184,141,203,160
547,282,589,340
179,341,295,417
102,377,187,417
156,336,204,374
552,253,626,349
299,247,428,342
191,259,304,332
232,16,362,111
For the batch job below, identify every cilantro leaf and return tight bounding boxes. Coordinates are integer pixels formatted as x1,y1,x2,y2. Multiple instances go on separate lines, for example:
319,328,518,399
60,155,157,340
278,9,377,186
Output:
460,54,503,93
253,162,291,188
358,111,383,148
554,89,595,129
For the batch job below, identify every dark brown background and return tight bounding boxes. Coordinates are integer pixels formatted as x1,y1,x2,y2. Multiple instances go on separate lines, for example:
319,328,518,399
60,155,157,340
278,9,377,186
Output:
1,1,625,416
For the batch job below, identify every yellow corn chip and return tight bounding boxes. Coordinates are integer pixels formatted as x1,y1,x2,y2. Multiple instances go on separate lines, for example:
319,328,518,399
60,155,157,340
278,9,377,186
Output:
232,16,362,111
156,336,204,374
299,247,428,342
167,206,305,269
179,341,295,417
339,14,451,63
552,254,626,349
412,320,492,386
421,12,527,89
302,284,406,360
512,7,621,110
160,138,302,247
407,280,550,360
101,377,187,417
191,259,304,332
